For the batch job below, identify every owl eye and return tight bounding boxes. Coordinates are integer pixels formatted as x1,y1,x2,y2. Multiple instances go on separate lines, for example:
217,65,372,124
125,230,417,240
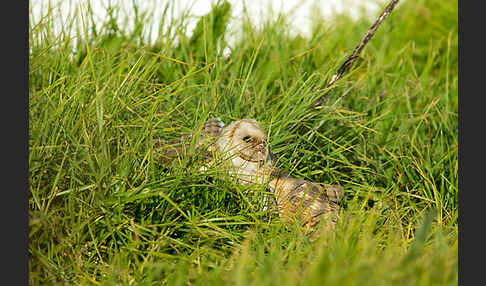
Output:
242,136,252,143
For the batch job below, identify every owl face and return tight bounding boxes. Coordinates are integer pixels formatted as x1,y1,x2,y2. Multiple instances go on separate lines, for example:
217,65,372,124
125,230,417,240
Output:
229,119,272,163
216,119,275,184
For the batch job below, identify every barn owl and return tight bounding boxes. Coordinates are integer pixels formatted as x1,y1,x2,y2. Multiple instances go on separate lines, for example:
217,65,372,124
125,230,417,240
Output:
154,117,344,228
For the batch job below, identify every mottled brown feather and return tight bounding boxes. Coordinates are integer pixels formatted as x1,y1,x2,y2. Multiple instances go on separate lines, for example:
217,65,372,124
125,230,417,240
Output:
154,118,225,164
269,176,344,229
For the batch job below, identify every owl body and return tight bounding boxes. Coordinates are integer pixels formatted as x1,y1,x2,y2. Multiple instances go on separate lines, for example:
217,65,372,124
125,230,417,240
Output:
268,176,343,228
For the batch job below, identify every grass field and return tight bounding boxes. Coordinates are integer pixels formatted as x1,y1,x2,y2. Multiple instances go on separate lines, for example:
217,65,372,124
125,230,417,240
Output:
29,0,458,285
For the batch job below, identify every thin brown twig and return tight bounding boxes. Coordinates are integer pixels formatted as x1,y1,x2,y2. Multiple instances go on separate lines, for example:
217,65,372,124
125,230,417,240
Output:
313,0,401,107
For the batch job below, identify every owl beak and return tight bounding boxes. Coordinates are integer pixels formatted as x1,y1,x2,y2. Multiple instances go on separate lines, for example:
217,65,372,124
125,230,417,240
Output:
258,143,274,162
255,142,266,154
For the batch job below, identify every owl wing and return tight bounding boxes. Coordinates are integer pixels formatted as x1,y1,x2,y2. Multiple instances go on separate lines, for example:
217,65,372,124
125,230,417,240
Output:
270,177,344,228
154,117,225,164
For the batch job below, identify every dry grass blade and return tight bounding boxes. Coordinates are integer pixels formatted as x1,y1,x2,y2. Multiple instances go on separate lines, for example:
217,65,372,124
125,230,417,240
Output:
313,0,401,107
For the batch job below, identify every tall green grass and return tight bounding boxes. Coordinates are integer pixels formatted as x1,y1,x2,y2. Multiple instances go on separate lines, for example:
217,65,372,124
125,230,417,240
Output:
29,0,457,285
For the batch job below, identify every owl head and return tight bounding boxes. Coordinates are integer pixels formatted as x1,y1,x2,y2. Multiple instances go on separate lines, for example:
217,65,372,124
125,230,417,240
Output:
225,119,273,162
216,119,275,184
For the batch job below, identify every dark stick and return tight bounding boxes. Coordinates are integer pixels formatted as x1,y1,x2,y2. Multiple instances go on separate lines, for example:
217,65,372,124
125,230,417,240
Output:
313,0,401,108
